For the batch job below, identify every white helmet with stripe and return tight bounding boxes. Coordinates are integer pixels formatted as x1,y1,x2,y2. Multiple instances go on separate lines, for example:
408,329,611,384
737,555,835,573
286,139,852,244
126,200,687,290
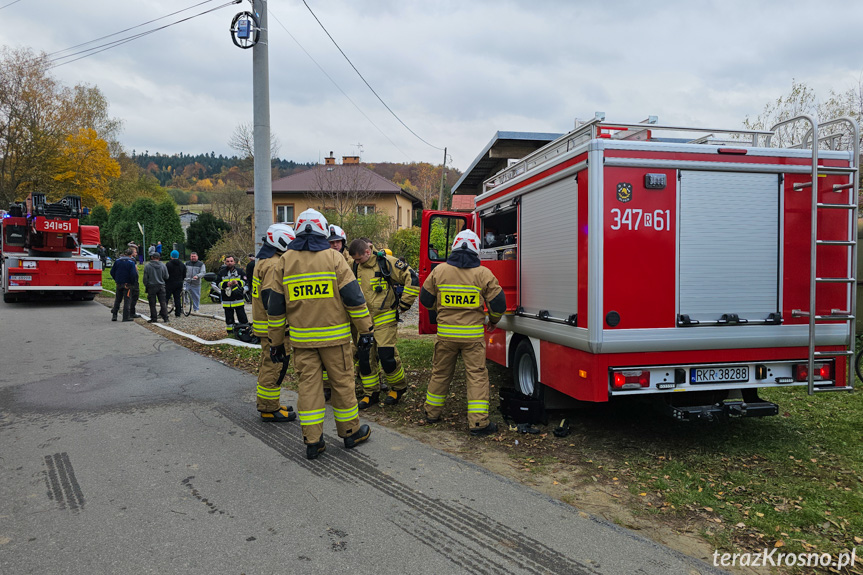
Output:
327,224,347,243
451,229,481,255
265,223,295,251
295,209,329,237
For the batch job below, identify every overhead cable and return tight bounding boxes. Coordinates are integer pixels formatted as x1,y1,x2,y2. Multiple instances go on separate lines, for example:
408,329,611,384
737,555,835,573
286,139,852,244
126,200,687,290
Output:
49,0,223,57
49,1,241,68
300,0,444,152
269,10,412,162
0,0,24,10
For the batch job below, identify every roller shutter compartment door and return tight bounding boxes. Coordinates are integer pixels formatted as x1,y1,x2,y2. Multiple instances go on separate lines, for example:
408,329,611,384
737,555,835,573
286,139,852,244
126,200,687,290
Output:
520,177,578,320
678,171,779,323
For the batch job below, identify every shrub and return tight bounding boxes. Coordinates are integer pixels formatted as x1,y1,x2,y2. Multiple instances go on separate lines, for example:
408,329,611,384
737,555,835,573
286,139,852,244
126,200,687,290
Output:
388,226,420,268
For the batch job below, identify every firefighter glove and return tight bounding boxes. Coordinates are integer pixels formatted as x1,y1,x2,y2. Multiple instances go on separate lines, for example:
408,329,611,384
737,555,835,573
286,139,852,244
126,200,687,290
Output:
270,343,287,364
357,333,375,351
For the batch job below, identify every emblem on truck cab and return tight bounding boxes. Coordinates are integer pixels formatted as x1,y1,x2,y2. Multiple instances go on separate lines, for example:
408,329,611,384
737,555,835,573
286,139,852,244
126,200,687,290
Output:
616,182,633,203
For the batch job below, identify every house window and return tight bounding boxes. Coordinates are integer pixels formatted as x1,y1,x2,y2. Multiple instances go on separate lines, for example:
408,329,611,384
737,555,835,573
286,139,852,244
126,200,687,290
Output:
276,205,294,223
397,205,402,227
356,204,375,215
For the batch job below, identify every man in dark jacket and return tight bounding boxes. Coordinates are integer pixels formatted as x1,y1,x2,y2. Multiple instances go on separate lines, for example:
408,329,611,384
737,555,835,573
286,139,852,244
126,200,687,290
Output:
143,252,170,323
245,253,255,283
110,248,138,322
165,250,186,317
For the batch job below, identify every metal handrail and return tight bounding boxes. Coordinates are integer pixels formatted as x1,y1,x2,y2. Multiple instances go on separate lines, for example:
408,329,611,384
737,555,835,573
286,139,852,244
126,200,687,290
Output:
484,119,775,192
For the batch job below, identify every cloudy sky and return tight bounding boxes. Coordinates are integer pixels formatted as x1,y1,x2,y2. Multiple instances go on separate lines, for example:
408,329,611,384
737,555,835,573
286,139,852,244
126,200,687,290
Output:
1,0,860,172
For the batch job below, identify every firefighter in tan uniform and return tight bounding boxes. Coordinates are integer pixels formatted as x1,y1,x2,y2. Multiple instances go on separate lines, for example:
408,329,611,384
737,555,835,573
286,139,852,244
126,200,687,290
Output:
251,223,297,422
420,230,507,436
266,209,375,460
321,224,351,401
349,238,420,409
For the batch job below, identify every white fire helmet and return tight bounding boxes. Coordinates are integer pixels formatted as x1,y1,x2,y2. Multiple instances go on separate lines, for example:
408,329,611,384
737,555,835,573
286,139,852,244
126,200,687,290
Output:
265,223,295,251
451,229,481,255
327,224,347,243
295,209,329,237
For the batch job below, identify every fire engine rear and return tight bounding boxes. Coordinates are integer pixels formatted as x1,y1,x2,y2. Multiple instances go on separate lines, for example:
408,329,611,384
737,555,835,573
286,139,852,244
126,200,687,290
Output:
419,113,858,420
1,193,102,303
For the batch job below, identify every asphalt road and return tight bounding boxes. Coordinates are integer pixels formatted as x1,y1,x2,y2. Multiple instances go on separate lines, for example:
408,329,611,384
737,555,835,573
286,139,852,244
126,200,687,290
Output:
0,299,724,575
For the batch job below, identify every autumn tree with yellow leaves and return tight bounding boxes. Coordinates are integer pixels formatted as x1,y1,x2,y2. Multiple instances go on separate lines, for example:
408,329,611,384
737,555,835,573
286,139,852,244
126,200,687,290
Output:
53,128,121,208
0,46,123,208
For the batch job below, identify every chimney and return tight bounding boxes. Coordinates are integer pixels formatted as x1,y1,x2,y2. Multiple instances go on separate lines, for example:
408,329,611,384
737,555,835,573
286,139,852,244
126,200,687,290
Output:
342,155,360,164
325,151,336,165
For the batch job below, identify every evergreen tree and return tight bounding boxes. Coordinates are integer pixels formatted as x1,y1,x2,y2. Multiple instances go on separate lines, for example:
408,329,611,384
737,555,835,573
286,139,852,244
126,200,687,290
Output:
186,212,231,256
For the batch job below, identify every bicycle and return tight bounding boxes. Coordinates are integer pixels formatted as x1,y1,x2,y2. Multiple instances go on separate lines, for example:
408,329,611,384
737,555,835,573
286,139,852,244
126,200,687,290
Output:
165,280,192,317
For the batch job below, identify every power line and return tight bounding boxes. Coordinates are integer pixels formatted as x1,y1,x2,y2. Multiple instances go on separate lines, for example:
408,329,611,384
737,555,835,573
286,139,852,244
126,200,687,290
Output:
48,0,223,57
49,1,241,68
269,10,412,162
0,0,24,10
299,0,444,152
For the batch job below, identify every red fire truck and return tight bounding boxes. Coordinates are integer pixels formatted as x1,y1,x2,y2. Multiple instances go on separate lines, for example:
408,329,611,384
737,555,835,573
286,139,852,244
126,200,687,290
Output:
419,114,859,420
1,193,103,303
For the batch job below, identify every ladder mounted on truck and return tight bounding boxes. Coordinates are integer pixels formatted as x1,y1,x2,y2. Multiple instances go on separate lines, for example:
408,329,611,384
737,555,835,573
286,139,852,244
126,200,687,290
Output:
777,115,860,395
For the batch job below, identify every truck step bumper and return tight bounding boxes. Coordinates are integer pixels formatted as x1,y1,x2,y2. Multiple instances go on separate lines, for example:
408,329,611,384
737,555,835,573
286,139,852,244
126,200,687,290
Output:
663,398,779,422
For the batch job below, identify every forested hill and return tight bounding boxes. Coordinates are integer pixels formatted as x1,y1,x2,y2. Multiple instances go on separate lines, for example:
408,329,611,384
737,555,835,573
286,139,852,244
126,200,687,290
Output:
131,151,314,187
131,152,462,208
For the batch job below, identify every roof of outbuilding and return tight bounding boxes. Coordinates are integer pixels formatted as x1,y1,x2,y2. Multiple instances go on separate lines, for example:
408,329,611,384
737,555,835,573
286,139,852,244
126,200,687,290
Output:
452,131,562,196
450,194,476,211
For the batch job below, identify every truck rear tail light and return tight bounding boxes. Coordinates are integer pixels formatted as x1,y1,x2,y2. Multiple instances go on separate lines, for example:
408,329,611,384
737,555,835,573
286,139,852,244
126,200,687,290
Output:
792,362,831,382
612,370,649,390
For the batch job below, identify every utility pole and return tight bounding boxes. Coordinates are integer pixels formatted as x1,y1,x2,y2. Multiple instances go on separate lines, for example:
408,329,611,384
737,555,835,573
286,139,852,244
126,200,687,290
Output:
252,0,272,252
437,147,447,210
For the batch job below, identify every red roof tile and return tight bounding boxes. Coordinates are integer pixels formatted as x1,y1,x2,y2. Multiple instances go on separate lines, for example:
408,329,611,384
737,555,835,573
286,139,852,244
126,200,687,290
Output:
450,194,476,211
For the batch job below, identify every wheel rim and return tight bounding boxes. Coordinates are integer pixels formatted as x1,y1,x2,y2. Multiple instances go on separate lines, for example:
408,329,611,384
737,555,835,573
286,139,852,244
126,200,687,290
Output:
183,292,192,316
517,352,537,396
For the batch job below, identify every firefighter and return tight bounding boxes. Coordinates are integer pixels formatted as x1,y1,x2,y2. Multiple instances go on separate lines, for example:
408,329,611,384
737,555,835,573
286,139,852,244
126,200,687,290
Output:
420,229,507,436
216,255,248,336
349,238,420,409
321,223,351,401
251,223,297,422
266,209,375,460
327,224,350,263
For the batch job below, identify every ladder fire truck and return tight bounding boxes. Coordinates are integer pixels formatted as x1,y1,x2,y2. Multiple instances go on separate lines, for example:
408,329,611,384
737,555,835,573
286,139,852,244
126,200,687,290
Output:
419,114,859,420
1,193,103,303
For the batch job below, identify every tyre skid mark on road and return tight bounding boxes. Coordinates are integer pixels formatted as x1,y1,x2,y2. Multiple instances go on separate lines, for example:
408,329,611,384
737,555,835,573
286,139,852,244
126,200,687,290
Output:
219,403,597,575
217,404,358,484
43,452,85,512
389,510,506,575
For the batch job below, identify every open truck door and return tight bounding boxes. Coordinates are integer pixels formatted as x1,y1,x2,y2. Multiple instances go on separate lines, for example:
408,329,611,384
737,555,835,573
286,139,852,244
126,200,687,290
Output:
418,210,472,334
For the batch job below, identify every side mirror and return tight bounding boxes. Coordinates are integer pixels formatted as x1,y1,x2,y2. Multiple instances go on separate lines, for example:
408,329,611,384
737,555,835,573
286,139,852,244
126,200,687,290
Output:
202,272,217,282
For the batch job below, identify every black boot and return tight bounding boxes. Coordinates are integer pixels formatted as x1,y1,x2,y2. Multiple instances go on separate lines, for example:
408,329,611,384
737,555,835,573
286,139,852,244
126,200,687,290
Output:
357,392,379,410
343,424,371,449
470,421,499,437
260,407,296,423
383,388,405,405
111,313,117,321
323,388,331,402
306,438,326,460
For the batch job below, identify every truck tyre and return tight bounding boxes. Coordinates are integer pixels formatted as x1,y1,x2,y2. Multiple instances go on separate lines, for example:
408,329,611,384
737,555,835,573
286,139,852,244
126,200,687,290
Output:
513,339,542,399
